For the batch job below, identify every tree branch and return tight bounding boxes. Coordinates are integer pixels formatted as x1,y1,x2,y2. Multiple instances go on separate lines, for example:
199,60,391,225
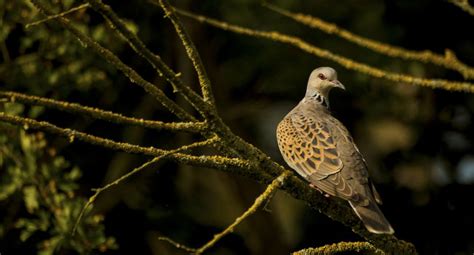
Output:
84,0,214,117
264,2,474,80
176,8,474,93
25,3,90,28
0,112,252,172
194,171,290,254
156,0,216,105
292,241,384,255
29,0,197,122
73,136,220,234
158,171,290,254
0,91,205,133
449,0,474,16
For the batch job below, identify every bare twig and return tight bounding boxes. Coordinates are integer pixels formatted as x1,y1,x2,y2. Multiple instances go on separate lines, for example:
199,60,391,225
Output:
73,136,220,234
85,0,213,117
29,0,196,122
0,91,206,133
158,236,198,253
25,3,90,28
195,171,290,254
158,172,290,254
157,0,215,104
264,2,474,80
176,8,474,93
0,112,252,172
292,241,384,255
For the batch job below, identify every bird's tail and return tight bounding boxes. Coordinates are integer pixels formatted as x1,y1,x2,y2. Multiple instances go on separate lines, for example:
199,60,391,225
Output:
349,199,394,234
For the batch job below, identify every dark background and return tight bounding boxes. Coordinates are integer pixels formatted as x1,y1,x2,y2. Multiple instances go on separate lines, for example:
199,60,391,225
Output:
1,0,474,254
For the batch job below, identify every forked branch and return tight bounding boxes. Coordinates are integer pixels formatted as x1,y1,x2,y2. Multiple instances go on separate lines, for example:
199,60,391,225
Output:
0,91,205,133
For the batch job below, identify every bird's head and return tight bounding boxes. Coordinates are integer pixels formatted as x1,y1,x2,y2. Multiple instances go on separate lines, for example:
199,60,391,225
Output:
305,67,345,98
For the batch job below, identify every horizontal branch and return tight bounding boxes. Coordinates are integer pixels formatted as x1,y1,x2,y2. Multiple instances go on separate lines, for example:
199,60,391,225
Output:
177,8,474,93
29,0,196,122
264,2,474,79
0,112,253,172
292,241,384,255
0,91,206,133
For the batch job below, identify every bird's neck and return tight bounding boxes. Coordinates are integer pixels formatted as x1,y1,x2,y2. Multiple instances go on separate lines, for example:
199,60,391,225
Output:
304,91,329,109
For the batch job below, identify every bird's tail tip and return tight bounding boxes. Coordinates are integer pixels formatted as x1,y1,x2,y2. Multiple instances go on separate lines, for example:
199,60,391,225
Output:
349,200,395,235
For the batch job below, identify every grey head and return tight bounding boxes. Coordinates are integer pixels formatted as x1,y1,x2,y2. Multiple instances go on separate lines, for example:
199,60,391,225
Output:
305,67,345,99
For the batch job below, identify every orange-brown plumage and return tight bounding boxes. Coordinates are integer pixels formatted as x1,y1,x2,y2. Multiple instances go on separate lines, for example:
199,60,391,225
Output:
276,67,394,234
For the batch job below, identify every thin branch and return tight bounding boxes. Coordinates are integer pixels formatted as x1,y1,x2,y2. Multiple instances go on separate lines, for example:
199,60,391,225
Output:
292,241,384,255
29,0,196,122
195,171,290,254
83,0,247,159
85,0,214,117
25,3,90,29
176,8,474,93
0,91,206,133
73,136,220,234
0,112,253,172
157,236,197,253
264,2,474,80
449,0,474,16
158,172,290,254
156,0,216,104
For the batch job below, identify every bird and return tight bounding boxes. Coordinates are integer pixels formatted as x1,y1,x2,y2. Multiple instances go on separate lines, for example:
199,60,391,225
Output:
276,67,394,234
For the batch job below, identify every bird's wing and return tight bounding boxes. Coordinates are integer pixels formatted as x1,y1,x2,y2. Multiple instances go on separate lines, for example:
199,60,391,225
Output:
277,111,354,199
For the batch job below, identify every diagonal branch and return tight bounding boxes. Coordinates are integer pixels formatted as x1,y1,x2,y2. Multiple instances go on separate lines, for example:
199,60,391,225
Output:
156,0,215,105
264,2,474,80
176,8,474,93
194,171,290,254
158,171,290,254
25,3,90,28
85,0,214,117
29,0,196,122
449,0,474,16
0,91,206,133
73,136,220,234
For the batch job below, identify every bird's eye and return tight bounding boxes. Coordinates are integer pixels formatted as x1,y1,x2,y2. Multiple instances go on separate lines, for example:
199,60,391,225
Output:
318,73,327,80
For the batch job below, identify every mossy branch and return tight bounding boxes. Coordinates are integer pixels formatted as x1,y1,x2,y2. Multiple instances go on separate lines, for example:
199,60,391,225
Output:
264,2,474,80
449,0,474,16
25,3,90,28
176,8,474,93
156,0,215,105
85,0,214,117
159,172,290,254
0,112,251,172
0,91,206,133
292,241,384,255
29,0,196,122
73,136,220,234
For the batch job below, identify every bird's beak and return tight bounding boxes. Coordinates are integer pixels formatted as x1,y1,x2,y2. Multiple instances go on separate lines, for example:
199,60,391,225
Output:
330,80,345,90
